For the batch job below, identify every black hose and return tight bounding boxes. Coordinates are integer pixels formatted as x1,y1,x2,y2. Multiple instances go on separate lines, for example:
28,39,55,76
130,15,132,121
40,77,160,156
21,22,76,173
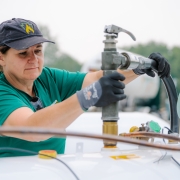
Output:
120,52,179,133
162,76,179,133
151,60,179,133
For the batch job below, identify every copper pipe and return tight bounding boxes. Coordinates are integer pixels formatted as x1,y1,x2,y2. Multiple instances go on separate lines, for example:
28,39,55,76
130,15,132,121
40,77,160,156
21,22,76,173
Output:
0,127,180,151
120,132,180,142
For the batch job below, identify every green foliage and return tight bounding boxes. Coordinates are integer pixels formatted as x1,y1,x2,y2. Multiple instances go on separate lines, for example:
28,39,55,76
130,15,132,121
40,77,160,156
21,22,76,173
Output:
48,53,82,72
38,24,82,72
120,41,170,58
119,41,180,92
169,46,180,89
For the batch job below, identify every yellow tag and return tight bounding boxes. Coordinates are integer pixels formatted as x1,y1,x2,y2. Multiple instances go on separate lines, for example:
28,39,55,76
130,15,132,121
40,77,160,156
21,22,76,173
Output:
38,150,57,159
110,154,140,160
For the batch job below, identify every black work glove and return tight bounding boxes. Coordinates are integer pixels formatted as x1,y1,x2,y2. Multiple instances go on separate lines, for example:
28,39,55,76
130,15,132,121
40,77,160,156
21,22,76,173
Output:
133,52,170,78
76,72,126,111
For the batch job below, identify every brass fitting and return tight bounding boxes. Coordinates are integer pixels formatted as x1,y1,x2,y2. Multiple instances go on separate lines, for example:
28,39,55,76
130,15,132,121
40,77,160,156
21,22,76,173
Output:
103,121,118,147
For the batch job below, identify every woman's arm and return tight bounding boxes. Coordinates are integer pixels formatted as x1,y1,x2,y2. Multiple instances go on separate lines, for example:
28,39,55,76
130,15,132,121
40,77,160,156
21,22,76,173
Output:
2,69,138,141
82,69,138,88
2,94,84,141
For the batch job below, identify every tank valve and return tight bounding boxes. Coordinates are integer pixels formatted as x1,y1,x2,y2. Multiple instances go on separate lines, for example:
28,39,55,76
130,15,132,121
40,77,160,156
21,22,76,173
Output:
101,25,136,149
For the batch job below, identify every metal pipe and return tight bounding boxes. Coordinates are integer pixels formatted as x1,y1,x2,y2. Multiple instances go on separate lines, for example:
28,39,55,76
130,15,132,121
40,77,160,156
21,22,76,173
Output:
101,24,179,148
101,34,119,147
101,26,136,148
120,131,180,141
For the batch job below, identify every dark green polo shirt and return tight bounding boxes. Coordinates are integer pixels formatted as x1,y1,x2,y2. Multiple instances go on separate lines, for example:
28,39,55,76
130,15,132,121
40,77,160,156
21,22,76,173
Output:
0,67,86,157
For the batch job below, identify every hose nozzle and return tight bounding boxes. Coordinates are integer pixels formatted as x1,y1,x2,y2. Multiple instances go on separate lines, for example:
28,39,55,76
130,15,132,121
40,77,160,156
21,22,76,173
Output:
119,52,158,71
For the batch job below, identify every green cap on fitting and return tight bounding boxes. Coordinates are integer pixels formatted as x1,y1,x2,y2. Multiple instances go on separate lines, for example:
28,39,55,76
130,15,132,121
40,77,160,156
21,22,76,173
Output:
149,120,161,132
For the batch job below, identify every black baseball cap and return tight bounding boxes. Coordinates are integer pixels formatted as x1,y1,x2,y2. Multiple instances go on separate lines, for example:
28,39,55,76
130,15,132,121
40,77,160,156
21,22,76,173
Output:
0,18,55,50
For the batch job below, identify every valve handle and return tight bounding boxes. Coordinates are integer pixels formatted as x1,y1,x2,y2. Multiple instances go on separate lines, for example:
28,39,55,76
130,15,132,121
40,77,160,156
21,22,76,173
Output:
104,24,136,41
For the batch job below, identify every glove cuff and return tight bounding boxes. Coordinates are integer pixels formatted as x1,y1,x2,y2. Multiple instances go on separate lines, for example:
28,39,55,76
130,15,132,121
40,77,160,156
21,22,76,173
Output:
133,68,145,75
76,81,102,111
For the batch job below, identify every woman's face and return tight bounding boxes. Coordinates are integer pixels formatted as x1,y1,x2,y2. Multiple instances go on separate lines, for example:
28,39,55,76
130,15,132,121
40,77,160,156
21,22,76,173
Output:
0,44,44,82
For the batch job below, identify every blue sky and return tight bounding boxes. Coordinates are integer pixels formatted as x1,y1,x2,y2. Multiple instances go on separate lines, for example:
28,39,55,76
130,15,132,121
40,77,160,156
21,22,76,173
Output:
0,0,180,63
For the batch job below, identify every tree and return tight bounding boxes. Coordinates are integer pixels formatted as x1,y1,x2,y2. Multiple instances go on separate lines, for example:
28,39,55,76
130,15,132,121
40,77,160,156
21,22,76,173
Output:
119,41,170,58
38,24,82,71
48,53,82,72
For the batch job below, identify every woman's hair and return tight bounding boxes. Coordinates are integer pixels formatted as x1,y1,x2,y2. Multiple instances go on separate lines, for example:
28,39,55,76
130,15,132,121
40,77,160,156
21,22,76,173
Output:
0,46,10,54
0,46,10,72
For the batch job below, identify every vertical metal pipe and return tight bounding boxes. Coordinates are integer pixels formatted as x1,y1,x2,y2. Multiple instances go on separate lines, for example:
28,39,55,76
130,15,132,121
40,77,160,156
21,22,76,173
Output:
101,34,119,147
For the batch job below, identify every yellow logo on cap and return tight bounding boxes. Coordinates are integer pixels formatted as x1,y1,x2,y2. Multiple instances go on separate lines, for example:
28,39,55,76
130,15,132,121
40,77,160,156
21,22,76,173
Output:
20,22,34,34
25,24,34,34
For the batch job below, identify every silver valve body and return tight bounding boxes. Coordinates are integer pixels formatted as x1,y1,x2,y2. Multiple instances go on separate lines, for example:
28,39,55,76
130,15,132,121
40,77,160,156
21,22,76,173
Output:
120,52,156,70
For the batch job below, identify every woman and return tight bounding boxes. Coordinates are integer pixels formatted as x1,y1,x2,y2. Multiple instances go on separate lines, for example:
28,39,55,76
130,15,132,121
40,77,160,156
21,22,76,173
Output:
0,18,170,157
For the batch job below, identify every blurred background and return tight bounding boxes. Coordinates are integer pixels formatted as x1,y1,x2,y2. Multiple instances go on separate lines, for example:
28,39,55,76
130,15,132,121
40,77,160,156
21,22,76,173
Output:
1,0,180,120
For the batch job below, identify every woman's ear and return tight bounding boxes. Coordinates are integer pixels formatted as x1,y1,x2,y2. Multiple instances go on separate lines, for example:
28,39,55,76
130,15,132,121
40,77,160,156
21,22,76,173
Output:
0,53,5,66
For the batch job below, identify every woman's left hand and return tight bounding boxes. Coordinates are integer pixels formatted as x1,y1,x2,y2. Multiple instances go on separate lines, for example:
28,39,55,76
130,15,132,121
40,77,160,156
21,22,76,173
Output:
133,52,170,78
148,52,170,78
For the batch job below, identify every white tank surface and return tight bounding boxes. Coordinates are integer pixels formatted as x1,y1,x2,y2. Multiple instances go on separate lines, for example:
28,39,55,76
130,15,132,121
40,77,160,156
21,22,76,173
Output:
65,112,170,154
1,112,180,180
125,73,160,99
1,147,180,180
